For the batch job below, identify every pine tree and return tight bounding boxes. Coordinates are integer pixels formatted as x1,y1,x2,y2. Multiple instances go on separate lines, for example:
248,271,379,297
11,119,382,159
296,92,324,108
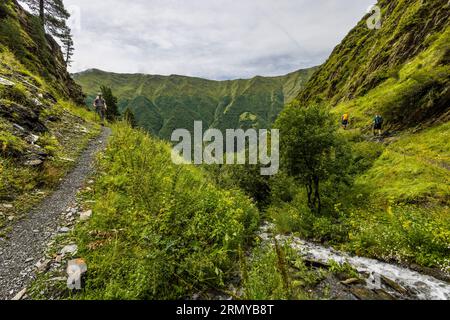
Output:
100,86,120,122
22,0,71,41
60,26,74,65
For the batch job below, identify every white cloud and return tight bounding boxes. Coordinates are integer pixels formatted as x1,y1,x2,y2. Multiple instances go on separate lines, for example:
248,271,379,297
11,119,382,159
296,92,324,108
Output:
64,0,376,79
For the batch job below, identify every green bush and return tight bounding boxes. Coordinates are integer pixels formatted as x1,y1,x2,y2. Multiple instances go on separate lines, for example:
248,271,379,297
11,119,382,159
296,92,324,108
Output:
38,133,60,156
207,162,272,209
0,17,26,60
75,123,260,299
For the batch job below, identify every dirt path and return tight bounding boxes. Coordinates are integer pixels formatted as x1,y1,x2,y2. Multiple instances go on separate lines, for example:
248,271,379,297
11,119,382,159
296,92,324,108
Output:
0,127,111,300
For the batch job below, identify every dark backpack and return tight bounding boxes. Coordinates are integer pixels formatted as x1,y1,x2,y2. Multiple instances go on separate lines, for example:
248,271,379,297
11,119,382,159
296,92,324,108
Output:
375,115,383,126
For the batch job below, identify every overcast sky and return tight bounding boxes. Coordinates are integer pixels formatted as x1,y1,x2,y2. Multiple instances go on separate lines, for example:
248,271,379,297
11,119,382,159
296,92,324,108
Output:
63,0,376,80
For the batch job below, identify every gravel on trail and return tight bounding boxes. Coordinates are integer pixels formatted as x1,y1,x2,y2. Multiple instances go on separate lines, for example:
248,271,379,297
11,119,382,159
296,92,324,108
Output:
0,127,111,300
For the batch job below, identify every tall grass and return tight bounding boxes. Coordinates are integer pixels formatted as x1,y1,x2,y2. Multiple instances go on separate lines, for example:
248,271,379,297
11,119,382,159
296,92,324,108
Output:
74,123,259,299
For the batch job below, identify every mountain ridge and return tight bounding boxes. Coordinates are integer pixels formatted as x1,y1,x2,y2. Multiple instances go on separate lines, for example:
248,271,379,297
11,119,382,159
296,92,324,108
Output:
74,67,318,138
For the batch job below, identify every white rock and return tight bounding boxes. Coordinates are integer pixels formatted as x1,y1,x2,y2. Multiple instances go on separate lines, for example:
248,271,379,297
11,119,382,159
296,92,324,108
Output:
0,76,14,86
12,288,26,301
59,227,70,233
35,259,51,273
32,98,43,107
28,134,40,144
61,244,78,256
24,160,43,167
67,259,88,290
2,204,13,209
80,210,92,221
13,123,25,132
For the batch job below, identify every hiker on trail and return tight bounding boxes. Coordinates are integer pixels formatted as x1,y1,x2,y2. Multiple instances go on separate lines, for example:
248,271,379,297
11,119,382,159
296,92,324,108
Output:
342,113,350,130
93,93,107,124
373,113,384,136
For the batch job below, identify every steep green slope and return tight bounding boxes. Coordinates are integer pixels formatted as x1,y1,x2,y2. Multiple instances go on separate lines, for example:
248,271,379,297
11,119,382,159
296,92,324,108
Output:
0,0,84,103
292,0,450,206
0,0,99,233
271,0,450,269
298,0,449,129
74,68,316,138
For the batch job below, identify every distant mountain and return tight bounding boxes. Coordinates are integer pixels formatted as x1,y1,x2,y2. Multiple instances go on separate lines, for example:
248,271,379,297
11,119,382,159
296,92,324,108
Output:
73,68,317,138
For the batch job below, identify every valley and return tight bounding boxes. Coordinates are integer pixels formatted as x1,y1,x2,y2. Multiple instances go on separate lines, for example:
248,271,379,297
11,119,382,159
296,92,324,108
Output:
73,68,316,139
0,0,449,302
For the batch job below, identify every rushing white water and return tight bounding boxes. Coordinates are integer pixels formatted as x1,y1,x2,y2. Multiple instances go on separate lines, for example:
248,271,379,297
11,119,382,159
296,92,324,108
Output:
259,224,450,300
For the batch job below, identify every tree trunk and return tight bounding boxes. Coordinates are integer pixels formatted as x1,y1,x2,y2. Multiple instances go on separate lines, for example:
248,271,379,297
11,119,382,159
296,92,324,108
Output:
39,0,45,27
306,180,313,210
314,176,321,214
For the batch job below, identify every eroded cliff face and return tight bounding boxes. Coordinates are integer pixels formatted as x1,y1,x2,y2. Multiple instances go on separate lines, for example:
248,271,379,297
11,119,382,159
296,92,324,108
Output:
0,0,84,104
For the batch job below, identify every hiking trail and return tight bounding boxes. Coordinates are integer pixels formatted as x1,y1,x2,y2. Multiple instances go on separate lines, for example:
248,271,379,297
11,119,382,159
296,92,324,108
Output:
0,127,111,300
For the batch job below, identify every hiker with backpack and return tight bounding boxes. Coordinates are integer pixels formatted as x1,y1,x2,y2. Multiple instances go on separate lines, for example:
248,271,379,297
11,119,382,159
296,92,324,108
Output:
373,113,384,136
342,113,350,130
93,93,107,124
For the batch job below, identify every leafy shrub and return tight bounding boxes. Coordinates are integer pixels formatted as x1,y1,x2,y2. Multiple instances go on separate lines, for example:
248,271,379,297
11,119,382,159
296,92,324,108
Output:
345,204,450,269
207,163,272,209
243,244,289,300
328,260,360,279
75,123,260,299
269,172,298,205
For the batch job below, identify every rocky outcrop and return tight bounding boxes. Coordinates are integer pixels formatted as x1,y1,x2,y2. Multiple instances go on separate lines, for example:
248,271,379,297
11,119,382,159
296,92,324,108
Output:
2,0,85,104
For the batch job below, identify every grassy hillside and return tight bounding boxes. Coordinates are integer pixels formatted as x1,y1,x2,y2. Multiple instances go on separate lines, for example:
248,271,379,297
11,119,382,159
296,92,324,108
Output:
29,123,259,300
0,0,84,103
0,0,99,234
270,0,450,270
73,68,316,139
298,0,449,129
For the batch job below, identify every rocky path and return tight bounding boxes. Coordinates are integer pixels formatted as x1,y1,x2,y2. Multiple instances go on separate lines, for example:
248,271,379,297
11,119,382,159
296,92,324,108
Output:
0,127,111,300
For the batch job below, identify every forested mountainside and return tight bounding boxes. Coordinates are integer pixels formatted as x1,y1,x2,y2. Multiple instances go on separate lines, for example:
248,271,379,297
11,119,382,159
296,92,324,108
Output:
297,0,449,130
73,67,316,138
